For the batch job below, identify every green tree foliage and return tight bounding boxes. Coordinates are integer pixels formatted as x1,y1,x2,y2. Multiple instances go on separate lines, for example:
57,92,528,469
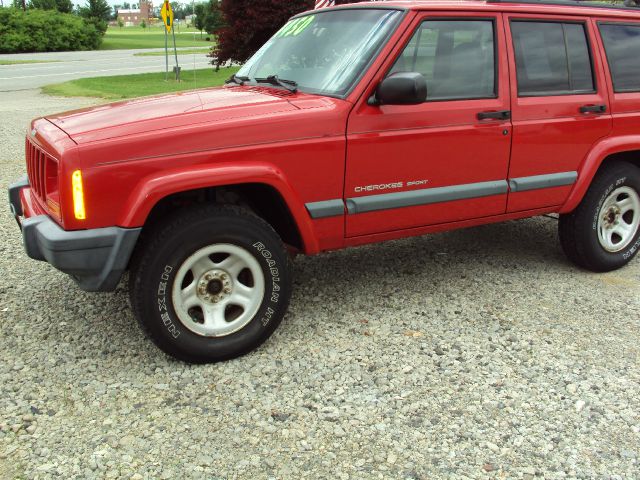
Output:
78,0,111,34
55,0,73,13
194,3,206,37
27,0,56,10
0,8,102,53
193,0,222,38
203,0,223,35
26,0,72,12
170,2,190,20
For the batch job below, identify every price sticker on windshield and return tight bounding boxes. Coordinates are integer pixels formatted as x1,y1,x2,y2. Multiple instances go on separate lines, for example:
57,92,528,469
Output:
276,15,315,38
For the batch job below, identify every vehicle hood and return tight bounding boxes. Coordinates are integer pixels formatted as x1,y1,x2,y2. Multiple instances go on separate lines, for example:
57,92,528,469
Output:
46,86,305,145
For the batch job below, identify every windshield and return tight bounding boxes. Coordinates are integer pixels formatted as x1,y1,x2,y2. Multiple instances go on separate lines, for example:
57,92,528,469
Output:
236,9,402,97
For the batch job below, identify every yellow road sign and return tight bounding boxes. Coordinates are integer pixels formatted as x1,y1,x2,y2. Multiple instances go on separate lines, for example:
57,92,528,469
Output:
161,0,174,32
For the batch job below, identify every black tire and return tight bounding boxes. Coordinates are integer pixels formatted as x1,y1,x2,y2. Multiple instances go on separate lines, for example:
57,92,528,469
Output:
129,204,292,363
559,161,640,272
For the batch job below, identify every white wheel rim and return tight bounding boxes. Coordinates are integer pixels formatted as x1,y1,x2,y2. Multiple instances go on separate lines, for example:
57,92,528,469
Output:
171,244,265,337
597,186,640,253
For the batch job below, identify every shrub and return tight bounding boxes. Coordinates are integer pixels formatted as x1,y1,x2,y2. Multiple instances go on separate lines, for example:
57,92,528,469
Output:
0,8,102,53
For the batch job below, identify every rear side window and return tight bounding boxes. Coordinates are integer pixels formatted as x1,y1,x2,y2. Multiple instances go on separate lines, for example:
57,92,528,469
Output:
511,21,595,96
599,23,640,93
389,20,496,101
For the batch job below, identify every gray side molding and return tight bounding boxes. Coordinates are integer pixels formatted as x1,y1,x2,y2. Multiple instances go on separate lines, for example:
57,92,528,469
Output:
509,171,578,193
305,199,345,219
346,180,508,215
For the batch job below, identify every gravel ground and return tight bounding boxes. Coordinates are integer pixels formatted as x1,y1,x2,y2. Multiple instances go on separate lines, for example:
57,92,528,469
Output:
1,89,639,480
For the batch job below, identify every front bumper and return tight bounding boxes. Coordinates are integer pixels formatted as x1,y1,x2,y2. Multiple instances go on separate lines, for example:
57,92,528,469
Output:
9,175,28,218
8,179,141,292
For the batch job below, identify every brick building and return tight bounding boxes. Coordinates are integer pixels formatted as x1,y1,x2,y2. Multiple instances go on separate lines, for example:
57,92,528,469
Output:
117,0,153,26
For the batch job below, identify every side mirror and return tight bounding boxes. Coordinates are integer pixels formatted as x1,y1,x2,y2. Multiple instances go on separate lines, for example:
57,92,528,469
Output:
371,72,427,106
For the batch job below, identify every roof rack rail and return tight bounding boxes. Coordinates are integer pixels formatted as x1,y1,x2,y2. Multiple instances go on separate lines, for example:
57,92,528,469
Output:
486,0,640,10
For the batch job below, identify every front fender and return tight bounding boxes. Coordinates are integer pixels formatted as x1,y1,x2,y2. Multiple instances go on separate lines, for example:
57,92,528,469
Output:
560,135,640,214
117,161,320,254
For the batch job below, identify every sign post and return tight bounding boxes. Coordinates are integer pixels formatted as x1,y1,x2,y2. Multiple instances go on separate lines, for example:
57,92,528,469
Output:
172,19,180,81
161,0,179,81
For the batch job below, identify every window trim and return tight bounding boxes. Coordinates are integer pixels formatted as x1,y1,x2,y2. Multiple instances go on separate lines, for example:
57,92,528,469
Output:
509,18,598,98
385,17,500,103
597,21,640,94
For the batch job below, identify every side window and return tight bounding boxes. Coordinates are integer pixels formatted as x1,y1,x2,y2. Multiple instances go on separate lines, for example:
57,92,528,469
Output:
511,21,595,96
599,23,640,93
389,20,496,101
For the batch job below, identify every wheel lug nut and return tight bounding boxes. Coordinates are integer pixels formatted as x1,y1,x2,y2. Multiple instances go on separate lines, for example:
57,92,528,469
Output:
224,287,231,294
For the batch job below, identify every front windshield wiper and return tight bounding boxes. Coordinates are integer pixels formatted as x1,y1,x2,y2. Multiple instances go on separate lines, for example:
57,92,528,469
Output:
225,74,251,86
254,75,298,93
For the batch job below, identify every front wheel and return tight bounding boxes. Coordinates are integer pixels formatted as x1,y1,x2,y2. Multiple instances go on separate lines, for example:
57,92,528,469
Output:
559,162,640,272
129,205,292,363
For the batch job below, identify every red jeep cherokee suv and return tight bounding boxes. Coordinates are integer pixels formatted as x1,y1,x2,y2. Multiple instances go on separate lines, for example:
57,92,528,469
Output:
8,0,640,362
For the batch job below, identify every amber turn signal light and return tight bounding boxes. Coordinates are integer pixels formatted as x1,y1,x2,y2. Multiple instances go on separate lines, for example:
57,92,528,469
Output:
71,170,86,220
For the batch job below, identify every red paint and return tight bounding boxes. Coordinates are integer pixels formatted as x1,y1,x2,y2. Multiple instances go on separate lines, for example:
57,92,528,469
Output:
18,1,640,256
503,13,613,213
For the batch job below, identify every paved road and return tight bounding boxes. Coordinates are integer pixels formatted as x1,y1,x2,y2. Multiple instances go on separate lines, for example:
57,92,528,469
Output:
0,48,214,92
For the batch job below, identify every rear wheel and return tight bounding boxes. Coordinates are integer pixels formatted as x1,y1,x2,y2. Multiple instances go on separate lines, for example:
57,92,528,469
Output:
559,162,640,272
129,205,292,363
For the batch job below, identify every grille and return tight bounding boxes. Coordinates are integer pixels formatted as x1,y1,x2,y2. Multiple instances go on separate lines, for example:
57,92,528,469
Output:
25,137,54,200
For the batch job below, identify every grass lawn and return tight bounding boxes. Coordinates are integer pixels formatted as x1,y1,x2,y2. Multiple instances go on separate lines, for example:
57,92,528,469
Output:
100,25,213,50
0,60,60,65
42,66,239,100
134,47,211,57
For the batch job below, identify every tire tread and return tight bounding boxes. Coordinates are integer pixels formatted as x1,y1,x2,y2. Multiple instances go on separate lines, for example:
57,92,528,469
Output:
559,161,640,272
128,203,291,363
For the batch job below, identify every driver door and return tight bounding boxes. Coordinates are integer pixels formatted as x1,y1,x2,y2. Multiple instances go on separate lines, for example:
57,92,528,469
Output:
345,13,512,237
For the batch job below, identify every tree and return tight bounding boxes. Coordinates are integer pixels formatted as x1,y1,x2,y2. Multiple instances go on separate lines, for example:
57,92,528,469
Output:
212,0,313,67
140,18,146,28
27,0,72,12
170,1,189,20
27,0,57,10
203,0,223,35
194,3,206,38
55,0,72,13
11,0,27,11
117,17,124,28
78,0,111,35
211,0,367,67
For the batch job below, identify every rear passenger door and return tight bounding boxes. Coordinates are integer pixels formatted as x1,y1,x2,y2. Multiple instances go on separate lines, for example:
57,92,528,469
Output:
504,14,612,213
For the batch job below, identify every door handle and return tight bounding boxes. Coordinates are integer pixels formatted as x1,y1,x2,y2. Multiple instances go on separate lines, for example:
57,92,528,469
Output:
477,110,511,121
580,104,607,114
